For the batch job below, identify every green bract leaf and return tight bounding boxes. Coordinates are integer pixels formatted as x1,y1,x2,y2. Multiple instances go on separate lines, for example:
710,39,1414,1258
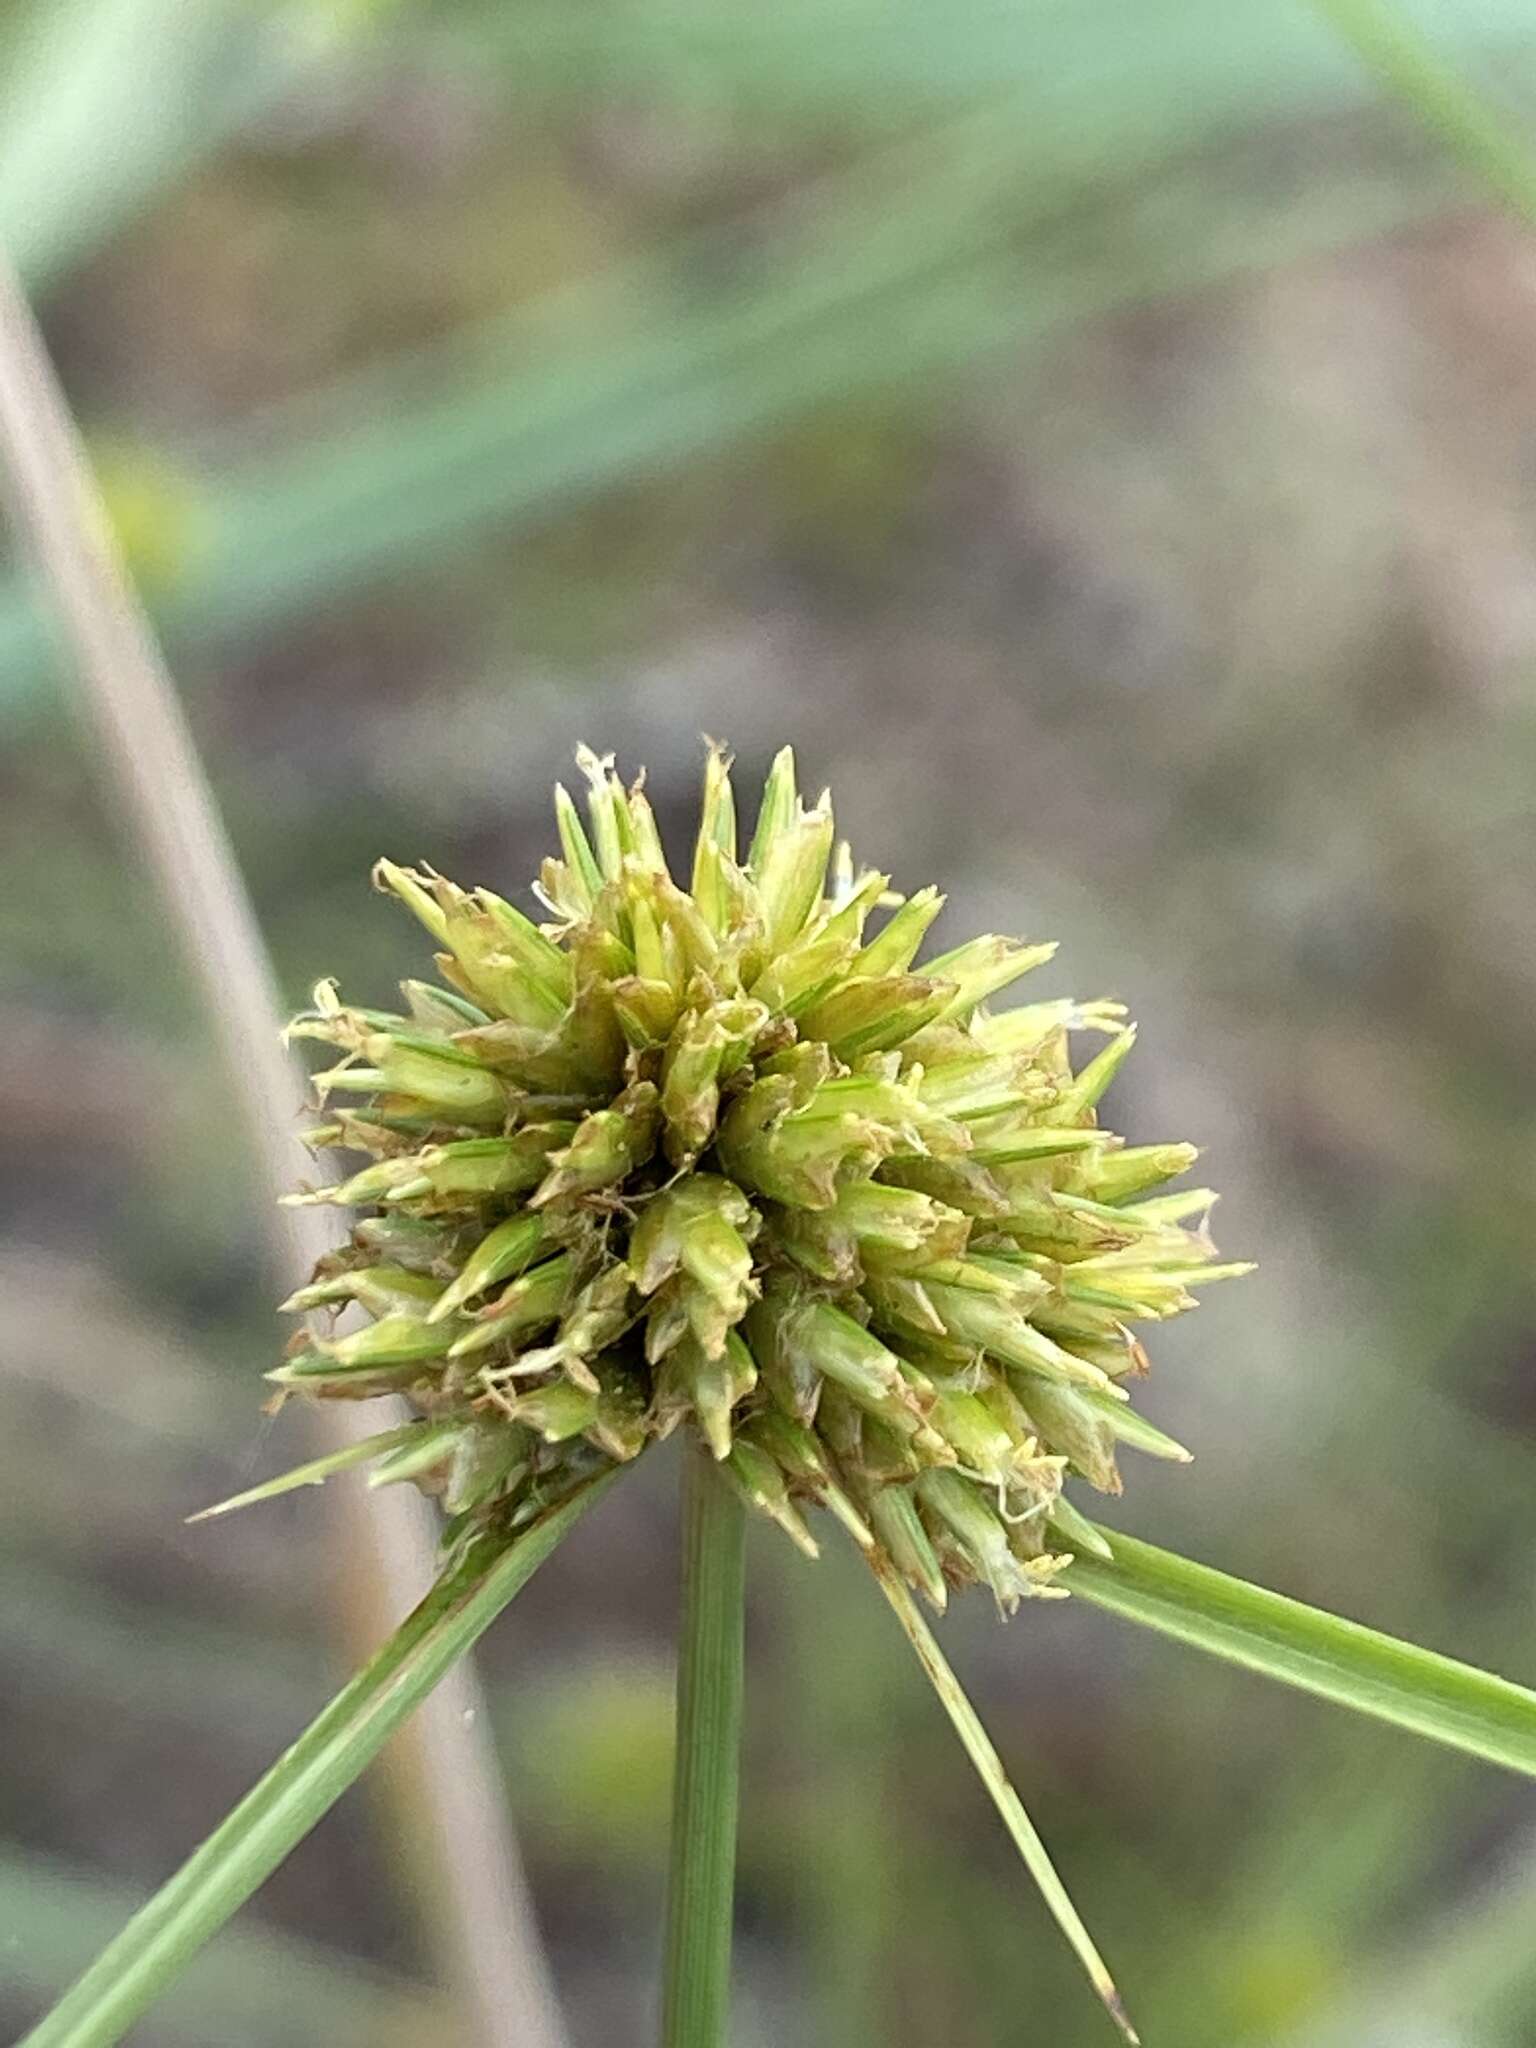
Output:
185,1423,426,1522
1070,1527,1536,1778
874,1559,1138,2043
19,1474,615,2048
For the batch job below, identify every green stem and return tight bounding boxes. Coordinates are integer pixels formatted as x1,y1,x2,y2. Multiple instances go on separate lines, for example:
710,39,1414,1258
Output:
661,1448,747,2048
19,1475,615,2048
1071,1526,1536,1777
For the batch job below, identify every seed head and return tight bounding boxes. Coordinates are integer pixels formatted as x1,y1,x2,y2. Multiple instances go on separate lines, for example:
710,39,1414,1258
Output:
245,744,1248,1610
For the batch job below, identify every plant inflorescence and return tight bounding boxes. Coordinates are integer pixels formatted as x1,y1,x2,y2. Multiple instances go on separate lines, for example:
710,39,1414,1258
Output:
225,743,1247,1618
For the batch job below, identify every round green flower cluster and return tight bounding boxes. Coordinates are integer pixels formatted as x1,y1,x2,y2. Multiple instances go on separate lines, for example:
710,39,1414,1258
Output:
271,746,1247,1611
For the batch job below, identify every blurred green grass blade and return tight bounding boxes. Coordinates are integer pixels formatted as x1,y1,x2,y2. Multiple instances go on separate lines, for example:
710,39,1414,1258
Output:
1314,0,1536,221
140,134,1473,630
0,1845,451,2048
1071,1528,1536,1777
873,1559,1140,2045
0,0,288,290
19,1473,615,2048
0,115,1467,713
2,0,1533,312
460,0,1536,123
1288,1824,1536,2046
1,5,1534,715
0,0,1427,301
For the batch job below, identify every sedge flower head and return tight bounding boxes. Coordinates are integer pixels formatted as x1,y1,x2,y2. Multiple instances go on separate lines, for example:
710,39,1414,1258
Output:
261,744,1248,1612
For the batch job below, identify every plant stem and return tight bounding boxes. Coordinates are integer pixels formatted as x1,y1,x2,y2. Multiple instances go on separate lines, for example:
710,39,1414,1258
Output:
662,1448,747,2048
18,1474,615,2048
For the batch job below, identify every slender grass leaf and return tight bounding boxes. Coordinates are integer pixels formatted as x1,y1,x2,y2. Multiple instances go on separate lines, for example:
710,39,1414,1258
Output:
1,5,1533,723
0,0,289,290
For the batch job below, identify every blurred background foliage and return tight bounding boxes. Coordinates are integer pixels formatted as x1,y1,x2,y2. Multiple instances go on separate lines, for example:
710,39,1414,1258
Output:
2,1,1535,2043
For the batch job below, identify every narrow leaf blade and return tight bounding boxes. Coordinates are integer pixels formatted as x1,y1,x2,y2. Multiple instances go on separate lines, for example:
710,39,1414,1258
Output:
872,1558,1139,2043
184,1423,424,1522
20,1472,616,2048
1070,1527,1536,1778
